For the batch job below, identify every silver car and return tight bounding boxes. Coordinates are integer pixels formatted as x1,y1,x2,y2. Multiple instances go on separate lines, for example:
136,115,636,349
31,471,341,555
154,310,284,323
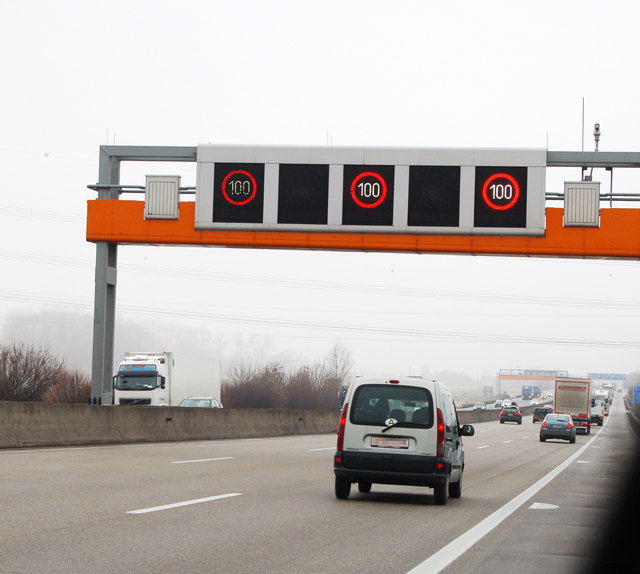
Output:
178,396,223,408
539,414,576,443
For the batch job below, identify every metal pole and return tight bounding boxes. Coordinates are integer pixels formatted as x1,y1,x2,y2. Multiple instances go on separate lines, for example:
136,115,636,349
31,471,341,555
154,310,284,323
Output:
90,147,120,404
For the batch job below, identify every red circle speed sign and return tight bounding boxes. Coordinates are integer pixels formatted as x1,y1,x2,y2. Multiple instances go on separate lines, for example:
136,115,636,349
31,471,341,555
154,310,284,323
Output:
221,170,258,206
350,171,388,209
482,172,520,211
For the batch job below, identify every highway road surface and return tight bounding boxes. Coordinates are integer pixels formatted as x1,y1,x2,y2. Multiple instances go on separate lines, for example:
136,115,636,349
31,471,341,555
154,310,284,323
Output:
0,398,635,573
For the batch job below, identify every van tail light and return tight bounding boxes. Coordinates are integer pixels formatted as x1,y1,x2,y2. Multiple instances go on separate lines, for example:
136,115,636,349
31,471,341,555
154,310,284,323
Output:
436,408,445,457
337,402,348,452
500,411,506,416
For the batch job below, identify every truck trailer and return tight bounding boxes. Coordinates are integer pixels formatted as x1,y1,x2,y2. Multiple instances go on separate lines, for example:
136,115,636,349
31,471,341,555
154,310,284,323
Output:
554,377,591,435
112,352,173,406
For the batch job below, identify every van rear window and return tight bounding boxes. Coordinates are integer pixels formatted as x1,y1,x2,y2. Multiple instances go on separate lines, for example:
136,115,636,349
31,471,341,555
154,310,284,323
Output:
351,384,433,428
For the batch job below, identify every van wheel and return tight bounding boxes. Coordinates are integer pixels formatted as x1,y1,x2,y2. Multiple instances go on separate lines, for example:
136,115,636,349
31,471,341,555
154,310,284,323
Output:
335,477,351,499
434,478,448,505
358,481,372,493
449,474,462,499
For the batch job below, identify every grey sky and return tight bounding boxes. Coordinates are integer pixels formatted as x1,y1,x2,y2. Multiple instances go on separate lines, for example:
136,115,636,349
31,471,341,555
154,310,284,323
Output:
1,0,638,395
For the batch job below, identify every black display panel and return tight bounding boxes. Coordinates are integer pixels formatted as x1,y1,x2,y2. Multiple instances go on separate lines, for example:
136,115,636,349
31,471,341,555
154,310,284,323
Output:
342,165,394,226
474,166,527,228
213,163,264,223
408,165,460,227
277,164,329,224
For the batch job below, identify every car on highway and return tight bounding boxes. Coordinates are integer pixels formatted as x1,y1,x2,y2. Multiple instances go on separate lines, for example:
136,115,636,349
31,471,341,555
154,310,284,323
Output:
500,405,522,424
532,405,553,423
334,375,475,505
178,396,224,408
473,402,487,411
539,413,576,443
530,398,539,405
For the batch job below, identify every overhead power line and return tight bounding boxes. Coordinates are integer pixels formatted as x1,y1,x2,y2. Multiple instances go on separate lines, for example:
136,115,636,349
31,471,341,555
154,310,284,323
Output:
0,249,638,311
0,290,638,349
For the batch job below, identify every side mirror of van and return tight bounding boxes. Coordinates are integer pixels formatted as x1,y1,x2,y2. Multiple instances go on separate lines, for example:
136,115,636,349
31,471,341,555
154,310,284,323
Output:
460,424,475,437
160,376,166,390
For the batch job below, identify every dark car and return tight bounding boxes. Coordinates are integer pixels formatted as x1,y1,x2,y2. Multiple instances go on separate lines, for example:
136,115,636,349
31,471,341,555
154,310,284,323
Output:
500,406,522,424
539,414,576,443
532,405,553,423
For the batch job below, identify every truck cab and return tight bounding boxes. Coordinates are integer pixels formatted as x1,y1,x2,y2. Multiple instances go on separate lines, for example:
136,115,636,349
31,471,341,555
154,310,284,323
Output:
112,353,172,406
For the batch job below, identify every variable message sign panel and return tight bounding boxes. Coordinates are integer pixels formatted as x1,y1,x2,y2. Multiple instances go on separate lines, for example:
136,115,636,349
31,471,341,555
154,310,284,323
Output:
195,145,546,235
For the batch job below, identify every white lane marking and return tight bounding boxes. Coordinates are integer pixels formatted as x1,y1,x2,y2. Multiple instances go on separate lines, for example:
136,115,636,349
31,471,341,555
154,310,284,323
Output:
310,447,335,452
577,460,591,464
127,493,242,514
475,445,490,450
172,457,234,464
503,440,513,444
521,436,529,439
530,502,559,510
407,427,601,573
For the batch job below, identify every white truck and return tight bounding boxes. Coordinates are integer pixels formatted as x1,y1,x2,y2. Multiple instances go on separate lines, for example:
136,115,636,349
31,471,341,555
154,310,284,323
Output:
554,377,591,434
112,352,173,406
590,393,606,426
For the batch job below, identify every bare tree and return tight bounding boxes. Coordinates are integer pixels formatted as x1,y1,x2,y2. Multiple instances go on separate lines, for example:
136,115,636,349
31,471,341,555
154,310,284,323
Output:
0,344,66,402
320,341,353,410
222,361,287,408
47,368,91,404
285,364,324,410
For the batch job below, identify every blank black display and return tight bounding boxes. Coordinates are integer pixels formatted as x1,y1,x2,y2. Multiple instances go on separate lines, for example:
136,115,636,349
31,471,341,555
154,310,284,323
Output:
408,166,460,227
277,164,329,224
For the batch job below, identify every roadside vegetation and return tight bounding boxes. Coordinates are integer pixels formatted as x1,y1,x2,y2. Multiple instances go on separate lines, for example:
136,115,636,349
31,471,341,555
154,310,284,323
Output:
222,342,353,410
0,343,91,403
0,341,353,410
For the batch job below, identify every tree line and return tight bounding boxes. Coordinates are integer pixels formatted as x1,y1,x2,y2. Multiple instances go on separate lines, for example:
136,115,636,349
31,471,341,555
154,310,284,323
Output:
0,341,353,410
221,342,353,411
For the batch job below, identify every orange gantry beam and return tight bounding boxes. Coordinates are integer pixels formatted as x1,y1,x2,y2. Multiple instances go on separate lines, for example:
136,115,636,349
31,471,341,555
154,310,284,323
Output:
86,200,640,259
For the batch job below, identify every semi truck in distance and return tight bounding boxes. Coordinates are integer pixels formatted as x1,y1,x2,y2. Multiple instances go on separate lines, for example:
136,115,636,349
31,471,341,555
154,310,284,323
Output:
554,376,591,434
590,394,605,426
112,352,173,406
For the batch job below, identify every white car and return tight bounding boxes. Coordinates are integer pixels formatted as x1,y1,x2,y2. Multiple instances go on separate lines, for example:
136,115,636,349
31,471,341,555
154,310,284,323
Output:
178,396,223,408
334,375,475,505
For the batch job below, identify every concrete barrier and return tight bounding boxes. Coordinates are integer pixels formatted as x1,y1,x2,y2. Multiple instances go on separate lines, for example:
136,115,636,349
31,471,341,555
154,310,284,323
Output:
0,400,543,449
0,401,341,449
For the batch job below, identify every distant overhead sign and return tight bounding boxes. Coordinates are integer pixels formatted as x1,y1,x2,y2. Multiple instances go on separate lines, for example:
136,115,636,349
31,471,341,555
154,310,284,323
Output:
195,145,546,235
587,373,627,381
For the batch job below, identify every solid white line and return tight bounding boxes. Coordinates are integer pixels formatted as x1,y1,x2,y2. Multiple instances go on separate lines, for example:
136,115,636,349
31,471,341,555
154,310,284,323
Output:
475,445,490,450
172,457,234,464
407,430,601,573
127,492,242,514
310,447,335,452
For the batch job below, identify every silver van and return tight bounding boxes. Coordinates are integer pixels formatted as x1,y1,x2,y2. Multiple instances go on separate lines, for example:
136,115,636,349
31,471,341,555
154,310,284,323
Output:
334,376,474,505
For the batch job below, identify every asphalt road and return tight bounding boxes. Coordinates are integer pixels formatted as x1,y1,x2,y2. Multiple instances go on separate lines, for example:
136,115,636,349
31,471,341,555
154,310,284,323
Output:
0,398,635,574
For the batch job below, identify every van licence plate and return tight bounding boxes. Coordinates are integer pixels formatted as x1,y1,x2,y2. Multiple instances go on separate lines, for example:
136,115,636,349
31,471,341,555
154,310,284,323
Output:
371,436,409,449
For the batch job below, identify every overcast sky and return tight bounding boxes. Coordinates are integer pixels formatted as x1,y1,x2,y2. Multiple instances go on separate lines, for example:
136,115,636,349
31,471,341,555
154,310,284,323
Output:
1,0,638,396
